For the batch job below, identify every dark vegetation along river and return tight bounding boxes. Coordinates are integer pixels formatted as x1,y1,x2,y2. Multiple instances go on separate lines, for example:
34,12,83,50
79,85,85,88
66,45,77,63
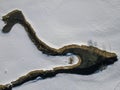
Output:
0,10,118,90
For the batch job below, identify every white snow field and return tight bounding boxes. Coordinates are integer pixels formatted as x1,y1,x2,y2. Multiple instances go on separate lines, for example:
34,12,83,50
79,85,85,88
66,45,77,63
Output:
0,0,120,90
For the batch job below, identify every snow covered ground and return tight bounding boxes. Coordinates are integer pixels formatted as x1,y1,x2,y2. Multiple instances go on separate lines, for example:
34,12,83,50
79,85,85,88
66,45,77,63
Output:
0,0,120,90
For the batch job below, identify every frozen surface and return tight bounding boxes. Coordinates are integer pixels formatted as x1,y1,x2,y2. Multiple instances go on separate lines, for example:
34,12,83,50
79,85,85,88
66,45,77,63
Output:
0,0,120,90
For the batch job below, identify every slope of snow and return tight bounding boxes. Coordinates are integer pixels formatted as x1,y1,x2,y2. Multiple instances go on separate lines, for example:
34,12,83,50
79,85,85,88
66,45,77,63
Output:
0,0,120,90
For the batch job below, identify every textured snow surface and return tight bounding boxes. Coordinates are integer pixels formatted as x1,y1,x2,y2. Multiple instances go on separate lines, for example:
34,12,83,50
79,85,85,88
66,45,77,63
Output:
0,0,120,90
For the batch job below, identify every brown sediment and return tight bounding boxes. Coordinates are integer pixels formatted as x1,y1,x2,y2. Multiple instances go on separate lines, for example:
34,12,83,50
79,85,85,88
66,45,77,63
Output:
0,84,12,90
0,9,118,90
